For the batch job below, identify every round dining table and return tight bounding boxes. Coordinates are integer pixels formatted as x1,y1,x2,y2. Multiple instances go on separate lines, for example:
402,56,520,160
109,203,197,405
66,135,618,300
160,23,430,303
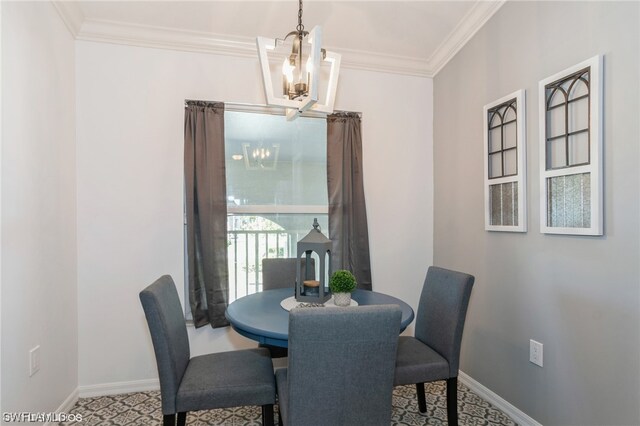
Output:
225,288,415,348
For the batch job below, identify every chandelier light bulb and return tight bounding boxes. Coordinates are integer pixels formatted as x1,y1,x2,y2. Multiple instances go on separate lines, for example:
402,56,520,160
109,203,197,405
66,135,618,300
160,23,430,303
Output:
252,147,271,160
305,56,313,85
282,58,294,83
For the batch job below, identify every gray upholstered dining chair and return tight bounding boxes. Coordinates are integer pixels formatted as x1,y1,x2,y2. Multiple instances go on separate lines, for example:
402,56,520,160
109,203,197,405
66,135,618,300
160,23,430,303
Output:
260,258,315,359
276,305,402,426
394,266,475,426
261,257,314,291
139,275,276,426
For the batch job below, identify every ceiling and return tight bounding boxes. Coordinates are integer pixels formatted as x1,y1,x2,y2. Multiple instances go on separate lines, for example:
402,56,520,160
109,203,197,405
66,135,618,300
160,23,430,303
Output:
54,0,505,77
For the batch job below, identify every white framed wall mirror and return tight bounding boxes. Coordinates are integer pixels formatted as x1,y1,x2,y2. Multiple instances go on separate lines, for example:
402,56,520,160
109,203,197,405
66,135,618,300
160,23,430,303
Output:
538,55,603,236
483,89,527,232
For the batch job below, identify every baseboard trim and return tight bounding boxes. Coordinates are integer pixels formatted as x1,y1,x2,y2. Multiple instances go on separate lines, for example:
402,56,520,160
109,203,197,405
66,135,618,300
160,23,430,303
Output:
79,379,160,398
44,388,79,426
458,371,542,426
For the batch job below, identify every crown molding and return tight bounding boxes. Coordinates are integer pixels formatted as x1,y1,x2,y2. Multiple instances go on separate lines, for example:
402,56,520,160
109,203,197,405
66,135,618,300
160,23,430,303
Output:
428,0,506,76
75,19,433,77
52,0,505,79
337,47,432,78
77,19,258,58
51,1,83,38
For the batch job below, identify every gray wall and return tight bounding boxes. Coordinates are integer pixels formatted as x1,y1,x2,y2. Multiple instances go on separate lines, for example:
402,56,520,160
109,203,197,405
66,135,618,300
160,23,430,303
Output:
2,1,78,415
433,2,639,425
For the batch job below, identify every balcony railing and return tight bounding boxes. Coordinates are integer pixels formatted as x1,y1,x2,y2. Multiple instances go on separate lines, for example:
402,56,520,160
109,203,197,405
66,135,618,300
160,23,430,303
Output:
228,230,303,301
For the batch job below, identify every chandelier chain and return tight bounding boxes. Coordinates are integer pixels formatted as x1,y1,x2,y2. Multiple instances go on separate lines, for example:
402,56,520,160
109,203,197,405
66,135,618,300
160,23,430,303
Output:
297,0,304,33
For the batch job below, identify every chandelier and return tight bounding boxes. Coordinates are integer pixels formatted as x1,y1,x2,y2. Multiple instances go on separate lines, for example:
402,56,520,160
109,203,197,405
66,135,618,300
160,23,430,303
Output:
256,0,341,120
241,143,280,170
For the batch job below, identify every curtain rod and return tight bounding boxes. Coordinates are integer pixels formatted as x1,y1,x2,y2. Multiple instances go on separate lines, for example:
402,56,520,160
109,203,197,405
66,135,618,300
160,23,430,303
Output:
184,100,362,118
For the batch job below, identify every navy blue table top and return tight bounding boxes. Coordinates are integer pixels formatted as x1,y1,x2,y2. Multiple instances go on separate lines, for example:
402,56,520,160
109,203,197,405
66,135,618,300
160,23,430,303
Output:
225,288,415,348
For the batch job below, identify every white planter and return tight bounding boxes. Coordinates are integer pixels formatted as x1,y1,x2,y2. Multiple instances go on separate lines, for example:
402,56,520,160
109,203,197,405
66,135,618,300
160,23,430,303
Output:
333,292,352,307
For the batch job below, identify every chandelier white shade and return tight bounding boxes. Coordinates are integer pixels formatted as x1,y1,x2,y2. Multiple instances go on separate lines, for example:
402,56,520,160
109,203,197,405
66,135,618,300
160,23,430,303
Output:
257,14,341,120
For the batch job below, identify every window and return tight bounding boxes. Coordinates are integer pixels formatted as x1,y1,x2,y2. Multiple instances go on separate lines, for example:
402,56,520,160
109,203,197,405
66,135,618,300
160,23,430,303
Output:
483,90,527,232
539,56,603,235
225,110,328,301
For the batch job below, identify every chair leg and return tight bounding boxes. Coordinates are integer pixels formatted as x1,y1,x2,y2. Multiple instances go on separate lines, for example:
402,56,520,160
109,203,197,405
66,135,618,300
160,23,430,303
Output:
262,404,274,426
177,412,187,426
163,414,176,426
446,377,458,426
416,382,427,413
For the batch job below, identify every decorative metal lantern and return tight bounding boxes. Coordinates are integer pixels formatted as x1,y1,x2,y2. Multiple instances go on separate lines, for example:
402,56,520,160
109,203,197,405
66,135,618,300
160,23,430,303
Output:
296,218,331,303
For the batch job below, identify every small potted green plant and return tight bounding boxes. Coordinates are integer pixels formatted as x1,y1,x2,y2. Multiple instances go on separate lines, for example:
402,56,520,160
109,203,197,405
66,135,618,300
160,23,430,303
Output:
329,270,357,307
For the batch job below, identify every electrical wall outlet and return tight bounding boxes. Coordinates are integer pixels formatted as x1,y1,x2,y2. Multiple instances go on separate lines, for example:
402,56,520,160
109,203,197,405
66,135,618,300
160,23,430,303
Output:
29,345,40,377
529,339,543,367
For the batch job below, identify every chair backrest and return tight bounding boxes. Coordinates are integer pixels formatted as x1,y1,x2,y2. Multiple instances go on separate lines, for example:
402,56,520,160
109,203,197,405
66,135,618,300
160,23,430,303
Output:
286,305,402,425
415,266,475,377
261,257,315,291
139,275,190,414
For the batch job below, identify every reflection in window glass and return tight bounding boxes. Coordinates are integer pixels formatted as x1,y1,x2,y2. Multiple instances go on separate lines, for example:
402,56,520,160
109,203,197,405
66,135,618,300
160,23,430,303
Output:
225,111,328,301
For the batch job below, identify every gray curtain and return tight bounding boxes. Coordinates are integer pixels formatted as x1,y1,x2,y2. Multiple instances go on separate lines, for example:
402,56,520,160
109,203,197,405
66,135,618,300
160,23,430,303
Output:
184,101,229,328
327,112,372,290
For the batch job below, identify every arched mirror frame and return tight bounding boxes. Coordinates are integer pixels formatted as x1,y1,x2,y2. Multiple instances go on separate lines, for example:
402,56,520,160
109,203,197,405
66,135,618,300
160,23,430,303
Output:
483,89,527,232
538,55,603,236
